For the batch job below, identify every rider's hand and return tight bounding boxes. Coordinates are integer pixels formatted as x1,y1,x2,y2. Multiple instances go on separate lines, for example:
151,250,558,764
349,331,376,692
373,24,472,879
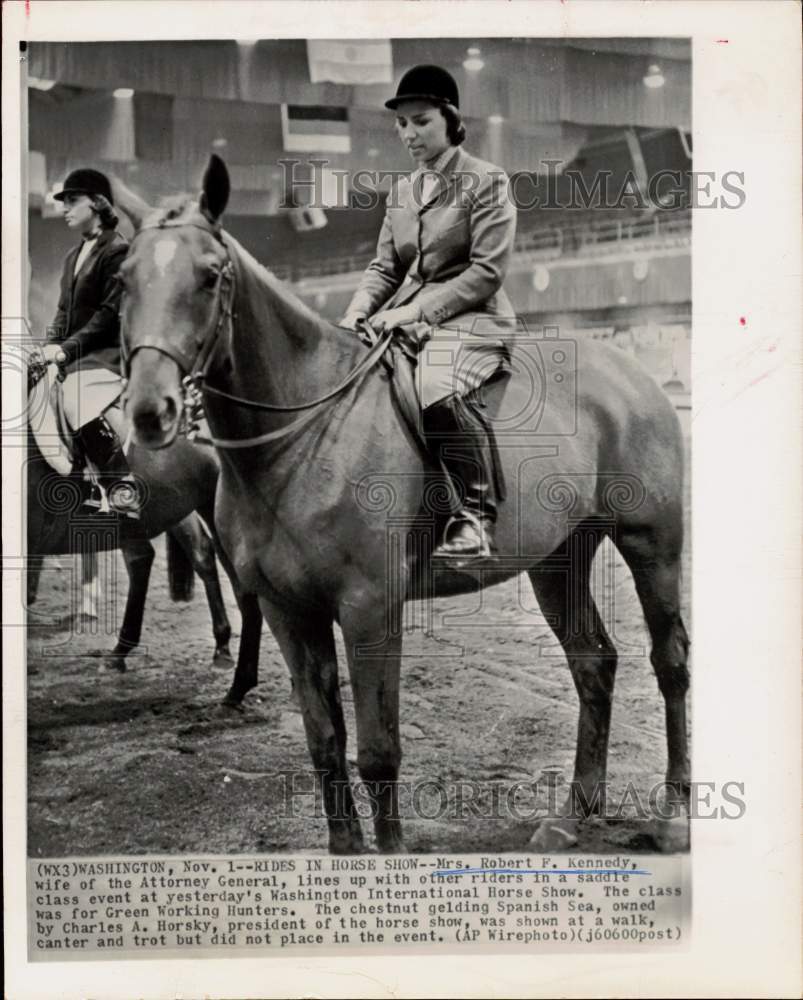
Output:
340,311,367,332
371,305,422,334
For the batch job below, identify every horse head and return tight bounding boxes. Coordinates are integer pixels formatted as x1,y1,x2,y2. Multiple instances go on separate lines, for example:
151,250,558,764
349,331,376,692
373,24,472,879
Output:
117,156,232,449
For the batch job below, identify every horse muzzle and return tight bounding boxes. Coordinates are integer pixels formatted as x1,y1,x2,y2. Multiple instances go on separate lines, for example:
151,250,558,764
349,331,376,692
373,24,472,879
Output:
125,346,184,449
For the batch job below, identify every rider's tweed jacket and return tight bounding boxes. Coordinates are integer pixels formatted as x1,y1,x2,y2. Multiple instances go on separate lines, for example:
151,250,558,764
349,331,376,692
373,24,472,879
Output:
48,228,128,374
346,146,518,407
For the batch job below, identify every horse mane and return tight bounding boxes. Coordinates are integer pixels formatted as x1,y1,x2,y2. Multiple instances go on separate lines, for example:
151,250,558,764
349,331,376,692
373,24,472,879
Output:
144,196,342,345
224,232,337,339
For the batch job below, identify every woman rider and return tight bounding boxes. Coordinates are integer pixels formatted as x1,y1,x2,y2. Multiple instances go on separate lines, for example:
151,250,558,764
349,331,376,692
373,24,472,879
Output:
39,168,138,517
341,65,518,562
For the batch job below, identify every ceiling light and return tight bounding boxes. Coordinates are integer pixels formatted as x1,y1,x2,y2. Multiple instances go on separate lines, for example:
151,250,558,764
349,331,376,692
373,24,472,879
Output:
28,76,56,91
236,38,260,47
113,87,135,99
463,47,484,72
211,136,228,149
488,114,504,125
643,64,665,89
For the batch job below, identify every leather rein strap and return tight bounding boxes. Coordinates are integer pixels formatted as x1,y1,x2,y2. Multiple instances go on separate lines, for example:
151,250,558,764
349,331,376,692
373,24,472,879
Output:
123,218,394,450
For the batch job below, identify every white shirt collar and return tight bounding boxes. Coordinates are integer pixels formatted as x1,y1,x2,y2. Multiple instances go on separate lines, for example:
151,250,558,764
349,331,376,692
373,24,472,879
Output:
413,145,458,179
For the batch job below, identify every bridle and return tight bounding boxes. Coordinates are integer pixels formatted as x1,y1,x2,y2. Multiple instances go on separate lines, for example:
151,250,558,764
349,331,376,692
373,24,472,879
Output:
122,218,394,450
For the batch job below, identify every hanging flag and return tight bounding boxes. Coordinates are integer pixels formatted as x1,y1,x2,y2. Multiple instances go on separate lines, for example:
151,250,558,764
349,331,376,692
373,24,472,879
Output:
307,39,392,85
281,104,351,153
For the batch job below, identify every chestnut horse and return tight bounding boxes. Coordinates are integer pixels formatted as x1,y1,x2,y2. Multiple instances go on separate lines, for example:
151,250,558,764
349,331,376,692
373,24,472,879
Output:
118,157,690,854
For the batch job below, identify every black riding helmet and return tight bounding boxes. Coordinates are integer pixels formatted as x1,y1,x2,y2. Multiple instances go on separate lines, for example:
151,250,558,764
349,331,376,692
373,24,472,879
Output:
54,168,114,204
385,65,460,110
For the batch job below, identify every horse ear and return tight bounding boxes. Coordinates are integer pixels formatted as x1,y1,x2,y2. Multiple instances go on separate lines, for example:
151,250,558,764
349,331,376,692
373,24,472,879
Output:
200,154,230,222
110,176,153,231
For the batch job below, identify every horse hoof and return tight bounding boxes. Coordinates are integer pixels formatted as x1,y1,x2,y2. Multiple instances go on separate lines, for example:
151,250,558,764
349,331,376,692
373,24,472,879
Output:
653,815,690,853
221,693,245,712
330,831,366,855
528,818,578,852
213,647,234,668
377,839,407,855
101,656,127,674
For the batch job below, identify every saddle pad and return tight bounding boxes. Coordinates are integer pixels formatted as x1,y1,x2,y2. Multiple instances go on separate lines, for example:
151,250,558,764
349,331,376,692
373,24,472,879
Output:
59,370,124,431
28,367,73,475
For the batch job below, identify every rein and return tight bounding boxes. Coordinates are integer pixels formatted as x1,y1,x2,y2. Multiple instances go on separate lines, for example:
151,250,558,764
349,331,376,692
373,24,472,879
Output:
124,218,394,449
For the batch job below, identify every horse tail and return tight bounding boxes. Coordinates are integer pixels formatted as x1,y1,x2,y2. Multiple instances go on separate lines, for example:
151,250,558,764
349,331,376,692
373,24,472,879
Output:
166,531,195,602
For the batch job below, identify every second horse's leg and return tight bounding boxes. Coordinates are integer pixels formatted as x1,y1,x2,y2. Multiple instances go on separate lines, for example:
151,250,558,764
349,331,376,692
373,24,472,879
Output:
106,537,155,672
80,549,99,623
168,516,233,664
223,592,262,707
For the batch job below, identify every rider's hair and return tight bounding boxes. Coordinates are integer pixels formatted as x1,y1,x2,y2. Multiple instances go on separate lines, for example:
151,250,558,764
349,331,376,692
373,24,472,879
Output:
90,194,119,230
439,103,466,146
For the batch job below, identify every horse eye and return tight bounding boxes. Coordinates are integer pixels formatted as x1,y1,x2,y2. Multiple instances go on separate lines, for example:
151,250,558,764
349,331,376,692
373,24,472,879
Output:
202,269,219,289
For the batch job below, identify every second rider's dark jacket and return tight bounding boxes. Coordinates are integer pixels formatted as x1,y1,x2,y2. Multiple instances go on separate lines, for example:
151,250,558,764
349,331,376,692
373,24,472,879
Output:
47,228,128,373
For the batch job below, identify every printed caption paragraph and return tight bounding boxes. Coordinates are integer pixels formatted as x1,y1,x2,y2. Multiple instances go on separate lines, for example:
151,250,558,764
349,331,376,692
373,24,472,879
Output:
29,853,689,959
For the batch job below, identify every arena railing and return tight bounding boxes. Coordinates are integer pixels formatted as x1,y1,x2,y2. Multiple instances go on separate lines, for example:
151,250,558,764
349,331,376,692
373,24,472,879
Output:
286,208,691,283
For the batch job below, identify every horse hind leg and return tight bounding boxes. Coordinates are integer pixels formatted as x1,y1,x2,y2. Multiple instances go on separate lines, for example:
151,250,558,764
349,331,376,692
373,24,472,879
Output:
527,524,617,851
615,517,690,851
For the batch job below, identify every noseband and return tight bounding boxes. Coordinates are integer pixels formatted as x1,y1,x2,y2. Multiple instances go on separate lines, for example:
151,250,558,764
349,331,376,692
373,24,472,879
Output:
122,218,394,449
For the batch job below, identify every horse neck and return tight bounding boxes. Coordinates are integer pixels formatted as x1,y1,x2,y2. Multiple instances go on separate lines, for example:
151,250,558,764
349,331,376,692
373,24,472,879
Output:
214,241,363,407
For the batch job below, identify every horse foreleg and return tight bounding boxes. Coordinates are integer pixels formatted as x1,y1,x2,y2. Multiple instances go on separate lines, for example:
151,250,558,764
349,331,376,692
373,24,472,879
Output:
528,527,616,851
340,600,404,854
169,517,233,664
108,538,155,672
223,592,262,707
259,597,363,854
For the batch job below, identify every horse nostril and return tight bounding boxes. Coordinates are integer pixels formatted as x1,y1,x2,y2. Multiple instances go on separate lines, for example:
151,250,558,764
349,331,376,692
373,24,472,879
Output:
132,397,178,442
133,408,163,437
162,396,178,427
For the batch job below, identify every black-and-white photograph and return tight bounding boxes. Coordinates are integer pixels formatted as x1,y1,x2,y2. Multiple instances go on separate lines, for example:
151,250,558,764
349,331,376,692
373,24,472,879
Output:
23,36,694,858
3,2,801,992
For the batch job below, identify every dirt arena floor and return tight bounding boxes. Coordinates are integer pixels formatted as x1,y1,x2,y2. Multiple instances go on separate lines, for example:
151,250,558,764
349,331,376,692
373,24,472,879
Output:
26,441,690,858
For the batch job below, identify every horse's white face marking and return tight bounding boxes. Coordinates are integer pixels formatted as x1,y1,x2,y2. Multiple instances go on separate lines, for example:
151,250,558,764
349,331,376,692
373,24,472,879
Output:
153,239,178,275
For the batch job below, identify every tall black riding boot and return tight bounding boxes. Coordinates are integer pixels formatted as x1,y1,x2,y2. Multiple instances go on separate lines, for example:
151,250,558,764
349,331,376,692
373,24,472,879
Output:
423,393,498,561
76,416,142,519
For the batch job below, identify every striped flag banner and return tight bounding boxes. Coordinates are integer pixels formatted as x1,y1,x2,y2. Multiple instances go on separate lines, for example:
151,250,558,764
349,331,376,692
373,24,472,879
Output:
307,39,393,85
281,104,351,153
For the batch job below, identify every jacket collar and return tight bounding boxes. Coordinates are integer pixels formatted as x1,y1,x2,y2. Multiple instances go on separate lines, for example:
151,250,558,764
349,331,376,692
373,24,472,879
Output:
406,146,465,214
71,227,117,281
